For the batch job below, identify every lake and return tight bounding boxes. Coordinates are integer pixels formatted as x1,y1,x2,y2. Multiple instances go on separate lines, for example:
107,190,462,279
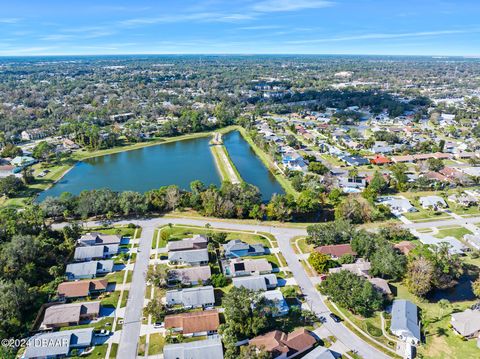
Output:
38,131,283,201
223,131,284,201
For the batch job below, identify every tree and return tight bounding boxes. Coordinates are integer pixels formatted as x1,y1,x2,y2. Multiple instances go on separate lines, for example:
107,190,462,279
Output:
147,265,168,288
308,162,329,175
390,163,408,190
472,278,480,298
32,141,54,161
306,219,356,246
427,158,444,172
0,143,22,158
239,345,272,359
118,191,147,216
210,273,229,287
368,171,388,195
165,185,181,211
145,297,166,323
370,244,406,280
319,271,383,316
406,257,434,297
335,195,373,224
0,176,25,198
308,252,333,273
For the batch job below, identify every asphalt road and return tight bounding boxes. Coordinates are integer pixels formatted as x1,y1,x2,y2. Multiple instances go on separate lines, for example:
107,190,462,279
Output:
60,216,392,359
117,226,154,359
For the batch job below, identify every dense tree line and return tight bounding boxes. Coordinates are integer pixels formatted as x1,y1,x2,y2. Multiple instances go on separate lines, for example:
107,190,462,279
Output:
0,206,76,343
40,180,327,221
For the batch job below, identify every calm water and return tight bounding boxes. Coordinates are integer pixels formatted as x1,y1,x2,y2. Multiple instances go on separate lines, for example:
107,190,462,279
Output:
38,132,283,201
223,131,284,201
38,137,221,201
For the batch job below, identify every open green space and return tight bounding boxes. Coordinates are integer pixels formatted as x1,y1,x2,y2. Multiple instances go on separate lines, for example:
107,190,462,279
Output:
148,333,165,355
435,226,472,240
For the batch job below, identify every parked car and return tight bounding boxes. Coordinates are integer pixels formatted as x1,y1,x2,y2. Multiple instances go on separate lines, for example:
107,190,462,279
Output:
154,322,164,328
329,313,342,323
95,329,111,336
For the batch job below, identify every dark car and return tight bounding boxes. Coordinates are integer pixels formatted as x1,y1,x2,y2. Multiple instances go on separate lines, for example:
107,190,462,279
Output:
329,313,342,323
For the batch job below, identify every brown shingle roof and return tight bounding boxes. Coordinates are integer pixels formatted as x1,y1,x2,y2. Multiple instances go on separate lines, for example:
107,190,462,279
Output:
165,310,220,334
394,241,416,255
57,279,108,298
315,244,356,258
249,328,316,357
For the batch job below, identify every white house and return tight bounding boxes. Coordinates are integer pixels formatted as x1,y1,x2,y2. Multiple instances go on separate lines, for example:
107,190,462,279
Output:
390,300,421,345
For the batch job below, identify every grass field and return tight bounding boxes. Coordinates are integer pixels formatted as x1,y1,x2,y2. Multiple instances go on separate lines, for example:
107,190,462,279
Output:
435,226,472,240
148,333,165,355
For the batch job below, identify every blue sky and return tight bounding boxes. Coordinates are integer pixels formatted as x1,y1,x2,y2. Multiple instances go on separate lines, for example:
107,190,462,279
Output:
0,0,479,56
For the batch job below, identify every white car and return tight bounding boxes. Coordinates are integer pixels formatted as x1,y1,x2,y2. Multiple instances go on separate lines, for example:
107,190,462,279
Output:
153,322,164,329
95,329,111,336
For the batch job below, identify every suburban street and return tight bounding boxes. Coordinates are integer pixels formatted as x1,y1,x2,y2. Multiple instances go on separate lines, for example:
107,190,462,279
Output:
58,216,392,359
117,226,154,359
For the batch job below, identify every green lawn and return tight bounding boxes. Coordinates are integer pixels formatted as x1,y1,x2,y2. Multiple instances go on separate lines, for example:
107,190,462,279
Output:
137,335,147,356
84,225,137,238
105,270,131,285
60,316,114,332
404,209,451,222
161,224,273,248
148,333,165,355
109,343,118,359
71,344,108,359
435,227,472,240
100,291,121,308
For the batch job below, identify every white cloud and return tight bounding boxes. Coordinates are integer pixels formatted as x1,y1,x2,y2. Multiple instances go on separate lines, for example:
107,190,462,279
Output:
120,12,254,27
253,0,334,13
289,29,477,44
0,18,21,24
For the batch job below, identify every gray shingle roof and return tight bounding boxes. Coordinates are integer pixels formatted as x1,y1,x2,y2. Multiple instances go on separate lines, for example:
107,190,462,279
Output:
168,248,209,264
223,239,265,257
233,274,278,291
390,299,421,341
23,328,94,358
166,286,215,307
74,244,119,260
163,336,223,359
65,260,113,279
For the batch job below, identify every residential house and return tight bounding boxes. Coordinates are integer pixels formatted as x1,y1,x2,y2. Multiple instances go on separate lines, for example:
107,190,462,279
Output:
371,141,393,154
65,260,114,280
166,286,215,308
419,195,447,210
341,155,369,166
262,290,290,317
370,154,392,165
329,260,391,295
168,248,209,266
394,241,416,256
167,235,208,252
78,232,122,246
163,336,224,359
315,244,356,259
450,309,480,338
302,347,336,359
448,193,478,207
22,328,94,359
249,328,317,359
233,274,278,291
390,300,421,345
21,128,48,141
11,156,36,168
282,152,308,172
57,279,108,299
42,301,101,329
167,266,211,286
165,310,220,336
0,164,15,178
223,239,266,258
223,258,273,277
377,197,417,214
74,244,119,261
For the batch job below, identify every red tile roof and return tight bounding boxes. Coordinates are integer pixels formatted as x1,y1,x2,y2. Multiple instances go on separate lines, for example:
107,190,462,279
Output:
315,244,356,258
